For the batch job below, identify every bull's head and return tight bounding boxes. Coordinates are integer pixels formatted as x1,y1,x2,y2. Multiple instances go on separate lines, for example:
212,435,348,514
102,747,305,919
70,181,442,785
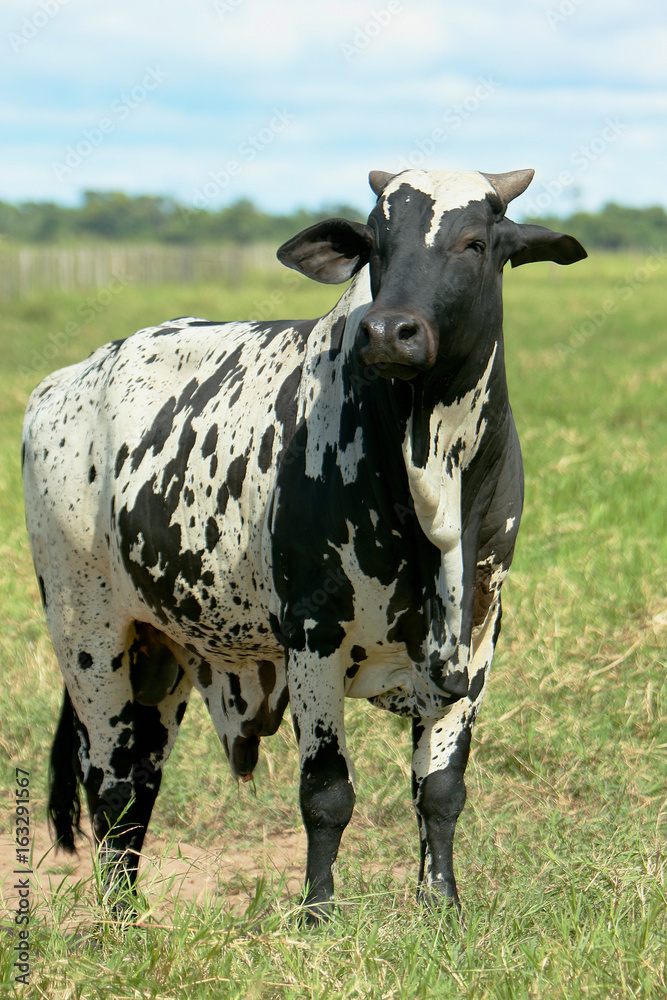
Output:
277,168,586,380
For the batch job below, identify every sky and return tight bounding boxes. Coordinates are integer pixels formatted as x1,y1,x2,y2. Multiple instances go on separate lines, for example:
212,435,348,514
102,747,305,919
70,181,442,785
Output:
1,0,666,219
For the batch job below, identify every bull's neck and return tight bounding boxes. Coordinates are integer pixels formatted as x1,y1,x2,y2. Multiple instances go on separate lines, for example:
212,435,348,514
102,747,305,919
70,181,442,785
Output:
400,329,509,558
298,273,508,527
407,331,509,469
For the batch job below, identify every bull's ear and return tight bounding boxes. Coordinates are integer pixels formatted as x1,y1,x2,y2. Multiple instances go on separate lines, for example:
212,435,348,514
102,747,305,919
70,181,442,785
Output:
277,218,373,284
509,223,587,267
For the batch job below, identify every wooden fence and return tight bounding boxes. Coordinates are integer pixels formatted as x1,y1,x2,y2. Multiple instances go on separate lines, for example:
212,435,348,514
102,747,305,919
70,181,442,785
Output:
0,244,281,300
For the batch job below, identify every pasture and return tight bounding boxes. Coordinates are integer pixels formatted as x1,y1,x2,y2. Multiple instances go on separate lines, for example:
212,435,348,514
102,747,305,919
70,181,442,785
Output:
0,253,665,998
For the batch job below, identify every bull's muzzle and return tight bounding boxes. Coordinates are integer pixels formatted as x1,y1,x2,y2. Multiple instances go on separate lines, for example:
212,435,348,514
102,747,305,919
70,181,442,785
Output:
355,309,437,379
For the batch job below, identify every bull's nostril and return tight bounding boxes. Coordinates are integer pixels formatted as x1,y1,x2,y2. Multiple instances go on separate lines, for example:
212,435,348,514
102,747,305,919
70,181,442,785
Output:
357,321,371,348
397,323,418,341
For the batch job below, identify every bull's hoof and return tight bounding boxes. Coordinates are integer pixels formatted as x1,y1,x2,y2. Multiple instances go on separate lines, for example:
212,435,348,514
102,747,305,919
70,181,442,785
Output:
98,857,139,923
416,882,463,921
98,886,138,925
111,898,139,924
300,892,335,928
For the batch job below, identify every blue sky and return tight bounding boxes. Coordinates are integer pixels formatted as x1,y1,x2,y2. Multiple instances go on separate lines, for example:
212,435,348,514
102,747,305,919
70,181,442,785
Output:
2,0,665,218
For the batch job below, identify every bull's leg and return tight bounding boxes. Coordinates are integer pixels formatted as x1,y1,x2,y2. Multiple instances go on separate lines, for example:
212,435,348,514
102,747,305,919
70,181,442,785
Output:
288,649,355,924
411,711,472,911
411,599,500,912
88,696,192,907
60,627,192,911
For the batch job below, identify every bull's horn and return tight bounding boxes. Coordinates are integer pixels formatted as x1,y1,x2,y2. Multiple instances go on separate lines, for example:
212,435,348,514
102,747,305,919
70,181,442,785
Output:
369,170,397,196
482,169,535,205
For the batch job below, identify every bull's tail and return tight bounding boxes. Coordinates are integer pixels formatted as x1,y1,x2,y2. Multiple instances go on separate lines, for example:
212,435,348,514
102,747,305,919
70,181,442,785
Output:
48,687,82,854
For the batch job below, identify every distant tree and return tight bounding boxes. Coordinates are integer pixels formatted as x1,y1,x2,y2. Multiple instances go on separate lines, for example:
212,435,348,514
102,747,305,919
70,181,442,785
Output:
27,202,67,240
75,191,181,240
0,201,26,240
0,200,73,241
523,202,667,251
0,191,663,249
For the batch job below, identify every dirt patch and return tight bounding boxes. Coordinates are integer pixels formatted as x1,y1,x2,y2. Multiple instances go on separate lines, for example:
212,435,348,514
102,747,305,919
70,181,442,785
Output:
1,818,307,923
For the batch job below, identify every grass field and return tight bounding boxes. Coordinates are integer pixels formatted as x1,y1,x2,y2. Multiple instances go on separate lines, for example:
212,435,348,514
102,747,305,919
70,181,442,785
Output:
1,254,666,998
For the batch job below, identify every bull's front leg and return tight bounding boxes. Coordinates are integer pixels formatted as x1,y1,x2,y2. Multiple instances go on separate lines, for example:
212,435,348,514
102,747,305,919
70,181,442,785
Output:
411,712,471,911
287,646,355,924
411,598,500,912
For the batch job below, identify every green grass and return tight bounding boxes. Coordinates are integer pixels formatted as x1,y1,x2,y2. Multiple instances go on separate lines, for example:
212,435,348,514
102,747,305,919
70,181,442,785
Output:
1,255,666,997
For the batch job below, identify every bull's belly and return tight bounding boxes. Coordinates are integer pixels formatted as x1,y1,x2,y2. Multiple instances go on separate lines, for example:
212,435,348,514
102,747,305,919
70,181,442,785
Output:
117,555,415,699
112,516,499,721
110,556,282,665
343,652,413,699
344,597,499,717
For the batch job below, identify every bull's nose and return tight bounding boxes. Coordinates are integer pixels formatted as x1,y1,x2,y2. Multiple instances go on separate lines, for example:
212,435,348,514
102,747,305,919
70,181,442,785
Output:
356,311,436,370
358,315,422,346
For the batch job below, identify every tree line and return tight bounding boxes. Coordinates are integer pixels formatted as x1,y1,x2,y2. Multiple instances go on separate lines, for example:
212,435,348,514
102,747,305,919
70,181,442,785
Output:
0,190,665,250
0,192,365,246
523,202,667,252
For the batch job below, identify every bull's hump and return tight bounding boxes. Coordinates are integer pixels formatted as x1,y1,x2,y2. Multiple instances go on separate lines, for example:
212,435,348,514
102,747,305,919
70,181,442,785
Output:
382,170,496,247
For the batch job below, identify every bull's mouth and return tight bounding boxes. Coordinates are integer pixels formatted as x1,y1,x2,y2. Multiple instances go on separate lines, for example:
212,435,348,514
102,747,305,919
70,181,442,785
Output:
365,362,420,381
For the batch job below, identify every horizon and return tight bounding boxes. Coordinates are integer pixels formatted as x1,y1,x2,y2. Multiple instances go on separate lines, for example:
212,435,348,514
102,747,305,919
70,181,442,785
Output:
2,186,664,224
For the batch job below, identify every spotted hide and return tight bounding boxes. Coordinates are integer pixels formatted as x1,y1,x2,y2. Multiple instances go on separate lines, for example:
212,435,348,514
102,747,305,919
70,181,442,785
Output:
23,168,586,921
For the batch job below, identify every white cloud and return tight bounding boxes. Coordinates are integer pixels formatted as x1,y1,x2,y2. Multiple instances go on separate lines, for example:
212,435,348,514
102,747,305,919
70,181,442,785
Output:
0,0,665,213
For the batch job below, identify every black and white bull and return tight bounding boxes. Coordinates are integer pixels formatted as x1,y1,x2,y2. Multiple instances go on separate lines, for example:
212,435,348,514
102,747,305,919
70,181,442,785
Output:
23,167,586,920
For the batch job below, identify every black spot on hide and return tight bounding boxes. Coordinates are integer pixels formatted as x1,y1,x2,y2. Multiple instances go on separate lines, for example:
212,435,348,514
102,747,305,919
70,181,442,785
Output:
205,516,220,552
78,650,93,670
258,425,275,473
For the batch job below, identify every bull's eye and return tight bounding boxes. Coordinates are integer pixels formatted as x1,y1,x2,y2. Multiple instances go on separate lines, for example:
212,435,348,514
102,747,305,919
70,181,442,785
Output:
467,239,486,255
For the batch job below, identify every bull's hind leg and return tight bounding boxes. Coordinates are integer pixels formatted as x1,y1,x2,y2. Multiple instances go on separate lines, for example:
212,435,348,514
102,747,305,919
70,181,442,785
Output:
411,600,500,911
53,623,191,909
